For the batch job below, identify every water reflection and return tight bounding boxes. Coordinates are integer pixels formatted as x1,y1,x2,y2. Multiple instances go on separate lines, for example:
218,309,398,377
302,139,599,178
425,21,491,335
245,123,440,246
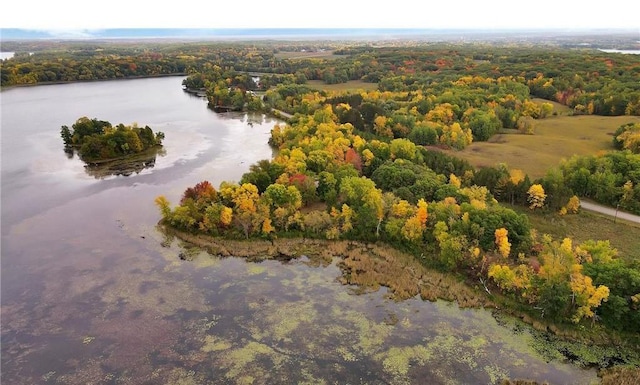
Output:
78,147,167,179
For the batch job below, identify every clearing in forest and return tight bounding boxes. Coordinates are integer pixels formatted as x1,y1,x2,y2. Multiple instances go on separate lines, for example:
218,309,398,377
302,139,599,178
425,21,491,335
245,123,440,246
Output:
447,114,640,179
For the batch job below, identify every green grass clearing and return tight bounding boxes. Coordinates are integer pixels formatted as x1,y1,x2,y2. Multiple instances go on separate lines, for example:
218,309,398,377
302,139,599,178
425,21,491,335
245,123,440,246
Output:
307,79,379,93
506,204,640,262
447,115,640,179
274,51,343,60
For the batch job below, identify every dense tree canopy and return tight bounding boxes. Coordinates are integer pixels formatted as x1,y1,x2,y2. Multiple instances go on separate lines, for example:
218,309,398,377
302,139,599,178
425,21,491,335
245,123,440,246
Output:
61,117,164,162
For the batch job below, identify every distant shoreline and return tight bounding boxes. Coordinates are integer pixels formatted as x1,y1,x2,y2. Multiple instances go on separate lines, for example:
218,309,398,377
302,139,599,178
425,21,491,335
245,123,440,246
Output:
0,73,187,91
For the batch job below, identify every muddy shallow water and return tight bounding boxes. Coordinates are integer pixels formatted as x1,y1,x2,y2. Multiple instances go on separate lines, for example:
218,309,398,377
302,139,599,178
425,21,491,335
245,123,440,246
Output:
1,77,599,384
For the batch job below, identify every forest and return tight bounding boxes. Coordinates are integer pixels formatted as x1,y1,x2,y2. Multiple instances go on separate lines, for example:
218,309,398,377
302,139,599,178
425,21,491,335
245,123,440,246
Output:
3,40,639,117
150,39,640,341
5,37,639,369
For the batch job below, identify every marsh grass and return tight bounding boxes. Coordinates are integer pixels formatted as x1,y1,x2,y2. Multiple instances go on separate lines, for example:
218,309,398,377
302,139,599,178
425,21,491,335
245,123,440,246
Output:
164,225,490,308
335,242,491,308
599,366,640,385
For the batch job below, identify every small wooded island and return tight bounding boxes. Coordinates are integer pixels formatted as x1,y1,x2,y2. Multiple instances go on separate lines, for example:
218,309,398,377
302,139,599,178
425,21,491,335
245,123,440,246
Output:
60,117,165,163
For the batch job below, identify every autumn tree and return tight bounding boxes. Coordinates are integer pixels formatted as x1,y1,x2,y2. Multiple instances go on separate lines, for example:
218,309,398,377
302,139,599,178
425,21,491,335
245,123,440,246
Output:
154,195,172,219
201,204,234,234
560,195,581,215
527,184,546,209
433,221,467,269
401,199,428,243
569,264,610,323
494,228,511,258
220,182,262,238
339,176,385,238
613,123,640,153
517,116,535,135
488,264,531,295
464,108,502,141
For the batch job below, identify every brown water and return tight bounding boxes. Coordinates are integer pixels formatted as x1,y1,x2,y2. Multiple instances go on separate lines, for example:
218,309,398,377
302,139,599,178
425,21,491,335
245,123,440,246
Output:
1,77,599,384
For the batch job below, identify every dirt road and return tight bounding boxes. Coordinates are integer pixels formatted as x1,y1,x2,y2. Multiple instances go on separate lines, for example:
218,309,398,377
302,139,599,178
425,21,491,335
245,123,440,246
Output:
580,200,640,224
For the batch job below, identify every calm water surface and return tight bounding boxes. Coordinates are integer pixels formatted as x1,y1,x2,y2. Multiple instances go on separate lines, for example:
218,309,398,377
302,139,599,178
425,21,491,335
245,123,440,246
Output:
1,77,599,384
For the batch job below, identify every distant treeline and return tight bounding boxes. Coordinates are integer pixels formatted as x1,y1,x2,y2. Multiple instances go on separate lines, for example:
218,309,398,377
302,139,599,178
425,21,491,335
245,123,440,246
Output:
2,41,639,116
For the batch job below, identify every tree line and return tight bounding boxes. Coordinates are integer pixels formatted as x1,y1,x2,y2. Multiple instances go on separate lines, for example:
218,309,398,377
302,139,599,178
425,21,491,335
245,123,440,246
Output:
3,40,639,118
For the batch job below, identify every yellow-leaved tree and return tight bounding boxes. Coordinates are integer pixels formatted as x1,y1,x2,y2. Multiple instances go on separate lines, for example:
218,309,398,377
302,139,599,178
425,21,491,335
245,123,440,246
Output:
562,195,581,215
527,184,546,209
401,199,428,242
494,228,511,258
569,264,610,323
488,264,531,295
449,173,461,188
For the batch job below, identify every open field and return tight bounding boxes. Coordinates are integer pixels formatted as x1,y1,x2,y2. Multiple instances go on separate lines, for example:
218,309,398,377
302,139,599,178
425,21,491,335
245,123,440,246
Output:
307,79,379,92
447,115,640,179
506,204,640,261
274,50,343,60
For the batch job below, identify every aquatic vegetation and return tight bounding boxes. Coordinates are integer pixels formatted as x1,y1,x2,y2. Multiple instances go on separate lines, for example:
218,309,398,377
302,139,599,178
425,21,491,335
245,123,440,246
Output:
164,228,638,377
222,341,285,380
261,301,319,342
335,346,358,362
330,305,394,357
376,345,432,377
247,264,266,275
163,368,204,385
41,371,56,382
485,365,512,385
82,336,95,344
297,369,329,385
200,335,232,352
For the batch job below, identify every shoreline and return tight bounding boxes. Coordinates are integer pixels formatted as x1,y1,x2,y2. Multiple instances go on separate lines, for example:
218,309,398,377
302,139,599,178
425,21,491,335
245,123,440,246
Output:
159,223,639,361
0,73,187,91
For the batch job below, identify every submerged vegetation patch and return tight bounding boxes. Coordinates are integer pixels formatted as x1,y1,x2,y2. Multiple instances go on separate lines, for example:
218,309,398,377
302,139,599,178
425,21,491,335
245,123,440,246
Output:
155,228,628,383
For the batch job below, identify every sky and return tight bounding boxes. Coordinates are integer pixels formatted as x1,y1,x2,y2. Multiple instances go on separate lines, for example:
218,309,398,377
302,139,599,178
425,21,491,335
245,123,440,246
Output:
0,0,638,36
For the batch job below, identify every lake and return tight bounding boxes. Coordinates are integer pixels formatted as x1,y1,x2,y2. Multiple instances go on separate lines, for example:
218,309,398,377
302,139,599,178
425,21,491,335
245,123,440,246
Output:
0,77,599,384
599,49,640,55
